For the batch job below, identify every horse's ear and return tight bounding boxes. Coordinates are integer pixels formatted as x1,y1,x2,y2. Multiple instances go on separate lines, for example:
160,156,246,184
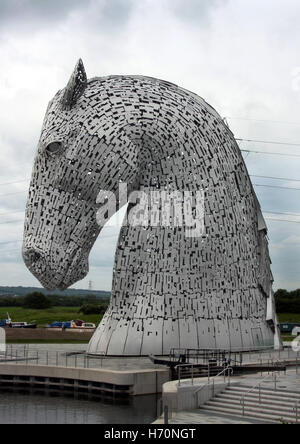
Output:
61,59,87,110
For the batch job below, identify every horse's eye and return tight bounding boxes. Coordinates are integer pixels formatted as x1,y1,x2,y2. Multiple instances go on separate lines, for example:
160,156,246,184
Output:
45,141,63,156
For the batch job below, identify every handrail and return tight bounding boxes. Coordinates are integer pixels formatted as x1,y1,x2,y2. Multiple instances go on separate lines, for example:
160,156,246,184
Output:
175,363,201,386
293,400,299,424
240,372,279,416
193,366,233,396
185,366,234,403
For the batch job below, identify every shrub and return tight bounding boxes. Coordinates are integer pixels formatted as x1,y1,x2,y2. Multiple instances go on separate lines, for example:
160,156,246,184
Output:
79,304,107,315
23,292,52,310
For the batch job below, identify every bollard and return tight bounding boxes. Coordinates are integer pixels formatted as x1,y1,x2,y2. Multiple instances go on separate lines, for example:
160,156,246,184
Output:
164,405,169,425
157,398,163,417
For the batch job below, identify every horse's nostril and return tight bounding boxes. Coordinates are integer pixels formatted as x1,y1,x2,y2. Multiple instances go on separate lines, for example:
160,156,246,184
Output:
24,249,42,265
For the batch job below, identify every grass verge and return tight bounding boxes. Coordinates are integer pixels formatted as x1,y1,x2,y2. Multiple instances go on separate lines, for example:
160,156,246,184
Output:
6,339,89,345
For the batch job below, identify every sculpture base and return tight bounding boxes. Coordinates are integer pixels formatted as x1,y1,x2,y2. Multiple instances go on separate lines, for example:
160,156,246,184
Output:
87,316,276,357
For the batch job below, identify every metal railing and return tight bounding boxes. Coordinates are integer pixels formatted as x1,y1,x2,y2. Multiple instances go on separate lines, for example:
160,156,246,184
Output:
163,365,233,423
293,400,299,424
170,346,299,368
240,372,279,416
175,362,226,386
0,345,103,369
176,363,199,386
193,366,234,402
240,371,300,423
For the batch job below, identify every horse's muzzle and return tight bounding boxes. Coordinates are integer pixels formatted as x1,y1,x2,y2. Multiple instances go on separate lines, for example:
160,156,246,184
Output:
22,245,88,290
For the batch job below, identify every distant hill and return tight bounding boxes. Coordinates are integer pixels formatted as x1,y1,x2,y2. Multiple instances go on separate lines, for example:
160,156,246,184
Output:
0,286,111,299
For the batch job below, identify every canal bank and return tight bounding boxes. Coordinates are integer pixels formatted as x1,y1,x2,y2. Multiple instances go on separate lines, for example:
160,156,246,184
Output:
5,328,93,342
0,344,170,397
1,343,299,401
0,363,169,396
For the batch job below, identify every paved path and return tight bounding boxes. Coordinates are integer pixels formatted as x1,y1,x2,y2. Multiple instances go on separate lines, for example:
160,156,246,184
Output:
233,368,300,392
1,344,165,371
1,344,300,371
156,410,273,424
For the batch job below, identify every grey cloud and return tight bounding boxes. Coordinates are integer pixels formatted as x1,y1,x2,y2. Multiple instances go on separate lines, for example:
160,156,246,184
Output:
0,0,86,26
89,256,114,268
0,252,23,264
72,0,135,32
167,0,228,24
98,0,134,27
0,0,135,32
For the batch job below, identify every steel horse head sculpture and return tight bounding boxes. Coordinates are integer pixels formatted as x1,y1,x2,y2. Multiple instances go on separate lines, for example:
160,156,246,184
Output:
23,60,281,355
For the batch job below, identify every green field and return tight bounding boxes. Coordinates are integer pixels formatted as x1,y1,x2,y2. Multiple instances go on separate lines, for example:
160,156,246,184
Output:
278,313,300,323
0,307,102,327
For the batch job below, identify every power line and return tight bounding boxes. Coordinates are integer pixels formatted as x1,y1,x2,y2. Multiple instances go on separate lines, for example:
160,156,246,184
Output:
265,217,300,224
0,191,27,198
253,183,300,191
237,138,300,147
241,149,300,158
227,117,300,126
0,180,28,187
0,210,25,217
0,213,299,250
251,175,300,183
0,248,22,254
263,210,300,217
0,219,24,225
0,240,22,245
2,174,300,195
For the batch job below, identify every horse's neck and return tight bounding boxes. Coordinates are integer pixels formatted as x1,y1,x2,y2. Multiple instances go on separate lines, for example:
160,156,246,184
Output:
110,223,191,311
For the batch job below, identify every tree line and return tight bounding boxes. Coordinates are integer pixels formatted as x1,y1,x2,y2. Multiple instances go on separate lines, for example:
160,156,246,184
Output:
0,292,110,314
275,289,300,313
1,289,299,314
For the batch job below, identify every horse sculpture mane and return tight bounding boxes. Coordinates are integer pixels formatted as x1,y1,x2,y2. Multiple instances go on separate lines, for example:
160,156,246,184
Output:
23,60,281,355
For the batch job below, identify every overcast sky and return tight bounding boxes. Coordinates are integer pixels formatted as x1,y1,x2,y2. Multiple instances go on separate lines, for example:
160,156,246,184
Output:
0,0,299,292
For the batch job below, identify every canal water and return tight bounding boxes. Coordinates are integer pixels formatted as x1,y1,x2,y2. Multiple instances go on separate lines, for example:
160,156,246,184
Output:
0,391,159,424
